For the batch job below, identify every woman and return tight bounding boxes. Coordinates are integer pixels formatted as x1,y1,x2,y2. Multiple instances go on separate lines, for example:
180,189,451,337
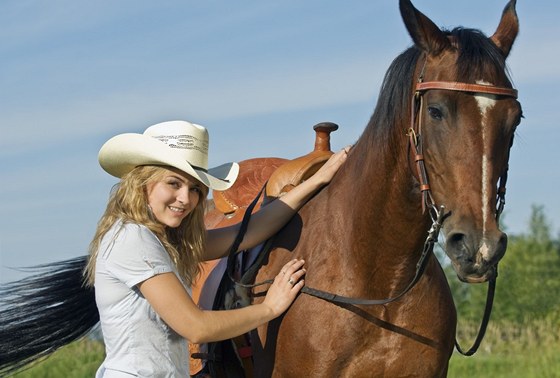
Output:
84,120,348,377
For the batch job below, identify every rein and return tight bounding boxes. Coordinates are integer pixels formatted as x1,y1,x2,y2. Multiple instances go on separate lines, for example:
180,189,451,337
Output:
301,205,446,305
225,72,517,356
300,75,517,308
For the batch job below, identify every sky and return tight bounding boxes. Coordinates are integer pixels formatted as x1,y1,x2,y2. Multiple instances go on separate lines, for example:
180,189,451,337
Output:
1,0,558,283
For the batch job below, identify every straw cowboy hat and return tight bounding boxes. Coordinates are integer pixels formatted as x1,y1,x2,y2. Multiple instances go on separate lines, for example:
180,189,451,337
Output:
98,120,239,191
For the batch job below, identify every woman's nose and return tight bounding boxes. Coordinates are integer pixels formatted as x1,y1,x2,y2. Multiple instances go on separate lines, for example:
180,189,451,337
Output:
177,187,190,204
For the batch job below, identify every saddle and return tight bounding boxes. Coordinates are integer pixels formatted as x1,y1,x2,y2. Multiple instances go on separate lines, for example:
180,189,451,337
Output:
189,122,338,378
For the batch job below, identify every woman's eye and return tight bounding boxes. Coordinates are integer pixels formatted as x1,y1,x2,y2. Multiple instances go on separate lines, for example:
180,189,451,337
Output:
190,187,202,194
168,181,181,189
427,106,443,120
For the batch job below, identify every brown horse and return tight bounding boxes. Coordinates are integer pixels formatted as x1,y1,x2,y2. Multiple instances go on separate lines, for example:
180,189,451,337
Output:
245,1,521,376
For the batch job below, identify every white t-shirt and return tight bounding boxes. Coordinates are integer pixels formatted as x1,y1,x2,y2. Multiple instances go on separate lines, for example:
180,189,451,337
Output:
94,221,190,377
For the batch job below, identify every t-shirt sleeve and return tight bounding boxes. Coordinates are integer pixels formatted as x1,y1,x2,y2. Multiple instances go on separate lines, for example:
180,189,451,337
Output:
103,223,175,288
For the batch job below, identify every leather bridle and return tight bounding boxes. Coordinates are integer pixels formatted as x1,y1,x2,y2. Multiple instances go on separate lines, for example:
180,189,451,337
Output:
407,72,518,355
227,67,519,356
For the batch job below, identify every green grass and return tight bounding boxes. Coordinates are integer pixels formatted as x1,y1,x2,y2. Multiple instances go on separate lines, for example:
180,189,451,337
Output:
450,351,560,378
7,320,559,377
8,339,104,378
449,319,560,377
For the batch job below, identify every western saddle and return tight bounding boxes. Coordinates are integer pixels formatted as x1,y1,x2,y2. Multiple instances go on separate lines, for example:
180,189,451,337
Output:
191,122,338,378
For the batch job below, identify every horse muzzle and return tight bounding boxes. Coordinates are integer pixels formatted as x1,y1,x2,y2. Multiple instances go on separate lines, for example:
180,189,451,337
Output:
444,229,507,283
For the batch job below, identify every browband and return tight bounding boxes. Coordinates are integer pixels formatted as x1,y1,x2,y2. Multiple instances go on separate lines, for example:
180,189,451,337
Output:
416,81,518,99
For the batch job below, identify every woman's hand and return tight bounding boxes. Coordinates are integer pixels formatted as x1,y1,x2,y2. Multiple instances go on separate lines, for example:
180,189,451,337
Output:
139,261,307,343
262,259,306,316
308,145,351,186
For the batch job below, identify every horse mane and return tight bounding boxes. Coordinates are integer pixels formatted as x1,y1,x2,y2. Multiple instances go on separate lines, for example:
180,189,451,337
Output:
356,47,419,162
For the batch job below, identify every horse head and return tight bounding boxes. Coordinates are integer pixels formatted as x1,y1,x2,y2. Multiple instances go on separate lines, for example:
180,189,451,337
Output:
400,0,523,283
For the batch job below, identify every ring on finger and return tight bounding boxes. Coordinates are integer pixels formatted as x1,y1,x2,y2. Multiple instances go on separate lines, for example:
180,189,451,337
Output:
288,278,294,285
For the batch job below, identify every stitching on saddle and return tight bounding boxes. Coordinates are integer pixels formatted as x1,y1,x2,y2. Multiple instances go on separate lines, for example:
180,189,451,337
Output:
220,192,239,212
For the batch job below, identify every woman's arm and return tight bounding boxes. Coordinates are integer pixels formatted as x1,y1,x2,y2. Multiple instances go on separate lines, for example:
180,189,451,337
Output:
138,259,305,343
204,146,350,260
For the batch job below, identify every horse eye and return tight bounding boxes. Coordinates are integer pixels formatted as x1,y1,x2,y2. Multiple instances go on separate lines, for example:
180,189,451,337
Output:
427,106,443,120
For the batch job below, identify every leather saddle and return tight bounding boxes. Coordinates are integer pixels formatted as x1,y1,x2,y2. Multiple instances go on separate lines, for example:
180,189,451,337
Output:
190,122,338,377
209,122,339,228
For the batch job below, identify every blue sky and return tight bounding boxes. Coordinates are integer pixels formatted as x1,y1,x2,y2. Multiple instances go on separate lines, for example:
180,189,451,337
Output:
1,1,558,283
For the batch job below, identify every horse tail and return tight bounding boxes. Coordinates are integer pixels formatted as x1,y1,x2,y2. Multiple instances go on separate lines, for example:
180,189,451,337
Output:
0,255,99,375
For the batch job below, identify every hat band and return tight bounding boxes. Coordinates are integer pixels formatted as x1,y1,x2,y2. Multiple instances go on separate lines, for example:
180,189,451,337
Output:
191,164,207,173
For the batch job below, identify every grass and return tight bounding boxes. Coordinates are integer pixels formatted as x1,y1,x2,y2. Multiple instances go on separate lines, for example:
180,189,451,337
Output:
449,319,560,377
6,320,559,377
7,339,104,378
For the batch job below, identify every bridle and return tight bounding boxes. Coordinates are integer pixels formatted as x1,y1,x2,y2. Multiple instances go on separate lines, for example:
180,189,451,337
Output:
408,54,518,241
226,60,519,356
408,70,518,355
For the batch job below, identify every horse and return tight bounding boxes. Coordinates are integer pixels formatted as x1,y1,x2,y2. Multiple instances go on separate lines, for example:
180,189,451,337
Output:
0,0,522,377
232,1,521,376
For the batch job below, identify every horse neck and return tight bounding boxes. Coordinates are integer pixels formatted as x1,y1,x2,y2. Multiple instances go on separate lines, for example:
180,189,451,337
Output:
324,123,432,279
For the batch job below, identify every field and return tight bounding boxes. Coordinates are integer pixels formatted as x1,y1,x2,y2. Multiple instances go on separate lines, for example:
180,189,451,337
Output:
7,320,559,377
9,339,104,378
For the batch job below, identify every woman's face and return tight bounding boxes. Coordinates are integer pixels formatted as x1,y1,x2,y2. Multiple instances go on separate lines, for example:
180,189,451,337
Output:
146,169,203,228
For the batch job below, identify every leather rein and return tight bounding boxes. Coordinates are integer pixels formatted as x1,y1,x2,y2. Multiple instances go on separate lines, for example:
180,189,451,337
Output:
227,75,518,356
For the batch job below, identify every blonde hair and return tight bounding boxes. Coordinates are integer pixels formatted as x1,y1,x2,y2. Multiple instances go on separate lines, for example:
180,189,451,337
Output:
84,165,208,287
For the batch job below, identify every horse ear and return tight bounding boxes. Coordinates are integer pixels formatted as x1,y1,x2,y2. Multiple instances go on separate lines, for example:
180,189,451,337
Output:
490,0,519,58
399,0,450,55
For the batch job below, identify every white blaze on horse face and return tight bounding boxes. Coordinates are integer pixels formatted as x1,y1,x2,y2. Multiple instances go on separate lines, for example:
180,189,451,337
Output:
475,81,498,259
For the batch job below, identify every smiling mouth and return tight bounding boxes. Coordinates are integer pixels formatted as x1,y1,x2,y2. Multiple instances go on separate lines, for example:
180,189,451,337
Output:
169,206,186,213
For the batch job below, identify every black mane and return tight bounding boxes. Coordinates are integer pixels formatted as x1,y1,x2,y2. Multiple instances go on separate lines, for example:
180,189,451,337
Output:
450,27,511,84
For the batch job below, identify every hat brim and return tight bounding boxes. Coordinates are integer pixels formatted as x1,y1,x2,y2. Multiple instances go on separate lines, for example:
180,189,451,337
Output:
98,133,239,191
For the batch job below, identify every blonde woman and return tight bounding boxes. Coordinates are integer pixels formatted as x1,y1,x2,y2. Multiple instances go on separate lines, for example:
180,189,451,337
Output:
84,120,348,377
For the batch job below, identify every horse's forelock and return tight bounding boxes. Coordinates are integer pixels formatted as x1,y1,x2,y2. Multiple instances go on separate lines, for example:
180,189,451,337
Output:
447,27,512,85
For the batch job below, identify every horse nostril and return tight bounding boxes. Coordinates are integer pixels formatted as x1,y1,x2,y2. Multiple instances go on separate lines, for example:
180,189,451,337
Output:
446,232,474,262
447,232,465,249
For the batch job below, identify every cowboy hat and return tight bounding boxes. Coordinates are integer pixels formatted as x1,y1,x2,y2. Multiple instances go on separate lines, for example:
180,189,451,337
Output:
98,120,239,191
